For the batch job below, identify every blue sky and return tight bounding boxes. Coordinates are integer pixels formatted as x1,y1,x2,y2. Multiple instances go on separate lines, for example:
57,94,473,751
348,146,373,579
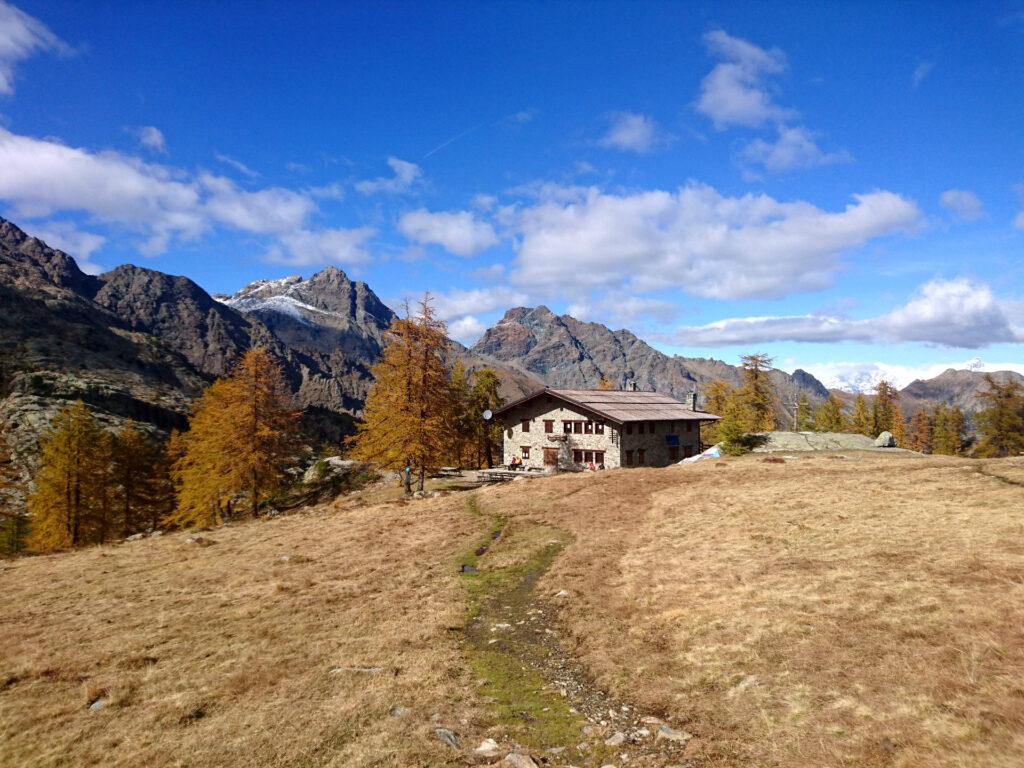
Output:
1,0,1023,390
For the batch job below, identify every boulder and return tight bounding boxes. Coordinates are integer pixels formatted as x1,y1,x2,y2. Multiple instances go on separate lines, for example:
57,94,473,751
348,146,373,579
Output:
473,738,502,757
873,431,896,448
434,728,459,749
303,456,357,484
504,755,539,768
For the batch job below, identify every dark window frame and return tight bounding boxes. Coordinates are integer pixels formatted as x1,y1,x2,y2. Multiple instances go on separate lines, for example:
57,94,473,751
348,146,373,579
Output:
544,420,554,433
521,446,531,459
521,419,530,433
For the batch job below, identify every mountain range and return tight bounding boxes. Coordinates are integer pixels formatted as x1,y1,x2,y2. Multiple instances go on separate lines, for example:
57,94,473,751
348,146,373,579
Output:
1,216,1018,490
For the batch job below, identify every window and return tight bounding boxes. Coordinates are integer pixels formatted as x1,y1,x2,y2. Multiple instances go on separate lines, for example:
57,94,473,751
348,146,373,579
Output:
521,419,530,433
563,421,573,433
649,422,656,434
584,451,593,463
595,422,605,435
595,451,605,465
544,420,554,433
573,449,583,463
573,421,583,434
584,421,593,434
637,449,646,465
625,423,633,435
669,421,676,433
638,422,645,435
625,450,634,466
521,446,530,459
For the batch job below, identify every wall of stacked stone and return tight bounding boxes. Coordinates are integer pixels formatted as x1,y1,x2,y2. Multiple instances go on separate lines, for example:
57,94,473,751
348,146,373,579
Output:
501,397,705,470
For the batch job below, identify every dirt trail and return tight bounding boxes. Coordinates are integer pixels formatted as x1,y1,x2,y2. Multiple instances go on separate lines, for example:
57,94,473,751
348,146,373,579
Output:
461,506,694,767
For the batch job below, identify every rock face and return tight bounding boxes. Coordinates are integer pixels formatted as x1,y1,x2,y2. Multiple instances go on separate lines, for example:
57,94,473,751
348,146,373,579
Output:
471,306,830,419
899,368,1024,417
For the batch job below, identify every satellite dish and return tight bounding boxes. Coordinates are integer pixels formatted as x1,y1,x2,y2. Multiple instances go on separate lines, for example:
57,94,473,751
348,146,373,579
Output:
482,409,493,421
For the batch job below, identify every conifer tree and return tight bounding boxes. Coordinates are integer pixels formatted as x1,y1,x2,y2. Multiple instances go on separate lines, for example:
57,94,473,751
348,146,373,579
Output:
447,361,472,467
872,380,899,434
890,404,907,447
795,393,813,431
350,296,452,490
931,404,965,456
111,423,173,536
813,394,848,432
469,368,504,468
27,401,106,551
737,354,777,432
167,349,301,527
907,410,932,453
716,393,755,454
700,379,734,445
851,394,873,436
975,375,1024,457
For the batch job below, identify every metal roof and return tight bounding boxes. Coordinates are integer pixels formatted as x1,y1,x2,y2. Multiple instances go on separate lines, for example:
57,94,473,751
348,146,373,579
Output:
493,388,721,424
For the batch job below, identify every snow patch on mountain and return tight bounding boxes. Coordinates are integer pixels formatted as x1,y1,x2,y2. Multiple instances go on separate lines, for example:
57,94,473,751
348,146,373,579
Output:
796,358,1024,392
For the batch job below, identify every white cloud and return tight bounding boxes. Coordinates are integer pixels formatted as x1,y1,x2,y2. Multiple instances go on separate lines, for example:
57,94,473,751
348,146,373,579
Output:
597,112,670,153
266,227,375,267
200,173,314,235
432,287,529,321
0,126,371,265
135,125,167,153
939,189,984,221
0,1,68,95
448,315,487,345
741,125,850,174
670,279,1022,349
355,156,422,195
28,220,105,274
214,152,259,178
696,29,794,130
509,183,921,300
567,295,680,327
911,61,934,88
398,208,498,257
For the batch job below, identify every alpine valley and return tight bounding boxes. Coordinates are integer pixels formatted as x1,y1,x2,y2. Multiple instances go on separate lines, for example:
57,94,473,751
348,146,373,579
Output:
1,217,1017,489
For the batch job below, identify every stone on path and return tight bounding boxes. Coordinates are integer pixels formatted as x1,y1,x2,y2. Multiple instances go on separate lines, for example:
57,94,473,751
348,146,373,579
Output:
88,698,107,712
434,728,459,748
473,738,501,757
504,754,539,768
605,731,626,746
655,724,692,743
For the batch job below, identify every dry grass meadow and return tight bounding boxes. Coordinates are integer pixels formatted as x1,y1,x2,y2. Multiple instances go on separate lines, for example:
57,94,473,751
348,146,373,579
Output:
3,452,1024,767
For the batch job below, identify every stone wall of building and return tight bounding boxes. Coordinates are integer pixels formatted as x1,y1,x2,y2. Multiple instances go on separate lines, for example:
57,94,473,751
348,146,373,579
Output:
500,395,706,470
500,397,621,470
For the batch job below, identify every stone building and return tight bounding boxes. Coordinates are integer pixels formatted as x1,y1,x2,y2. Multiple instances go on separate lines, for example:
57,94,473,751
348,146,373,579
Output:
493,388,720,470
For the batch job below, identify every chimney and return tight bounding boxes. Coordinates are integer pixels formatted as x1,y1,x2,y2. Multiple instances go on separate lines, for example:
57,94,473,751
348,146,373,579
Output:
689,391,698,411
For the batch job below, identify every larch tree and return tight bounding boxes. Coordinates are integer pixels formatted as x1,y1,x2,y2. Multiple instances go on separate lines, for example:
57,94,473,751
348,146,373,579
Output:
872,380,899,435
350,296,452,490
907,410,932,453
974,375,1024,457
737,354,777,432
813,394,848,432
890,404,907,447
469,368,504,468
167,349,302,527
111,423,173,537
795,393,814,431
700,379,734,445
851,394,873,437
27,401,106,551
931,404,965,456
446,361,472,467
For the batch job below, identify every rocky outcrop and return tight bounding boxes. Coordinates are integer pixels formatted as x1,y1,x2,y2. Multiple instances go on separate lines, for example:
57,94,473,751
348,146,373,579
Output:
471,306,830,419
899,368,1024,417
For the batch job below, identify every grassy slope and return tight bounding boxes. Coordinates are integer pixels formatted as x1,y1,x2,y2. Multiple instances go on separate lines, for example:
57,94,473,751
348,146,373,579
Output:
3,453,1024,767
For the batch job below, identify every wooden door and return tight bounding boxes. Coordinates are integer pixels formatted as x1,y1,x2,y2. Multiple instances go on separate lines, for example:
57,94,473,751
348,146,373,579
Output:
668,446,679,462
543,447,559,467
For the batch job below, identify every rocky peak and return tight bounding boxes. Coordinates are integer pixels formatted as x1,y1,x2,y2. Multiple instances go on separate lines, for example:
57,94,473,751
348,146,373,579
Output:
226,266,394,331
0,217,96,295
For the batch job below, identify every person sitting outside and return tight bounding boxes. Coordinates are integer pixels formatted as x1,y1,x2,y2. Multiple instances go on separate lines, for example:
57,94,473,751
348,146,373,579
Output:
507,455,522,471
